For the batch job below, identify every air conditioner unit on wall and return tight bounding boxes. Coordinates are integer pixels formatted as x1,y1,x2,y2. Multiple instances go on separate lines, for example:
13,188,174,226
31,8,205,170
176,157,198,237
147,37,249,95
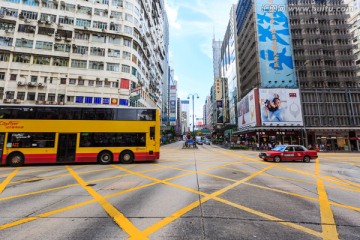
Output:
3,99,12,103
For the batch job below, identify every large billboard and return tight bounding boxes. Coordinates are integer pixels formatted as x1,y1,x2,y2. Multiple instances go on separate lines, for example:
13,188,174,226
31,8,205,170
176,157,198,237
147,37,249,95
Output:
255,1,297,88
237,89,257,129
216,100,223,124
259,88,303,126
215,78,223,100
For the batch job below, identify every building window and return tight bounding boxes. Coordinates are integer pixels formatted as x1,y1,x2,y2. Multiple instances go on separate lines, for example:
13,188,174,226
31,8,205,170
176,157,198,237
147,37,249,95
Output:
123,25,132,35
122,51,131,60
107,63,119,72
42,1,57,9
30,76,37,83
54,43,71,52
33,56,50,65
88,80,94,86
15,38,33,48
121,64,130,73
72,45,88,55
35,41,53,50
69,79,76,85
53,57,69,67
76,18,91,28
60,78,66,84
92,34,106,43
27,92,36,101
0,22,16,31
123,39,131,47
108,36,121,44
71,59,87,69
108,49,121,58
110,11,122,20
90,47,105,56
112,0,123,7
77,5,92,15
0,72,5,80
132,67,137,76
48,94,55,101
96,81,103,87
10,74,16,81
17,92,25,100
38,27,54,36
0,52,10,61
18,24,36,33
58,16,74,25
60,3,76,12
125,13,133,23
78,79,84,85
74,31,90,40
93,21,107,30
13,54,30,63
5,91,15,99
38,93,46,101
85,96,93,103
110,23,121,31
0,37,13,47
40,13,56,23
20,10,38,19
89,61,104,70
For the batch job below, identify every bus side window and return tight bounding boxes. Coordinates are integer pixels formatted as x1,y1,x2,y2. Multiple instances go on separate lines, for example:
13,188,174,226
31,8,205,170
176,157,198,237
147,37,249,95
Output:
150,127,155,140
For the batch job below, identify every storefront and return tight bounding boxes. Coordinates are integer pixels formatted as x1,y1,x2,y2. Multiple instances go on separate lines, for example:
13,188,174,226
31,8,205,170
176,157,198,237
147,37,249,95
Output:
307,130,360,152
234,128,303,150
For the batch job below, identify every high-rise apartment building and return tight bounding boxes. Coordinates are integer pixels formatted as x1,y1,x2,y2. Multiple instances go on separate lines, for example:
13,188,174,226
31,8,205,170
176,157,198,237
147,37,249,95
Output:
220,4,238,127
288,0,360,151
0,0,168,109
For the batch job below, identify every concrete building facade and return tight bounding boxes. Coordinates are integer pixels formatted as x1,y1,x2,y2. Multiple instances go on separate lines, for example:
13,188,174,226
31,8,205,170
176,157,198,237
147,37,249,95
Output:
0,0,168,109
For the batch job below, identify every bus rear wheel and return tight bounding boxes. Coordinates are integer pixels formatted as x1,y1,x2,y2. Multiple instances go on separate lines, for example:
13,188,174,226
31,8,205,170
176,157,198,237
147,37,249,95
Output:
120,151,134,164
98,151,113,164
7,152,24,167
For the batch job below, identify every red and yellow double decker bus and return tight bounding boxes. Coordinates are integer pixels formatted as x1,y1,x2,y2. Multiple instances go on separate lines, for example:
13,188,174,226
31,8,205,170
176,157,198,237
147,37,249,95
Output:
0,105,160,166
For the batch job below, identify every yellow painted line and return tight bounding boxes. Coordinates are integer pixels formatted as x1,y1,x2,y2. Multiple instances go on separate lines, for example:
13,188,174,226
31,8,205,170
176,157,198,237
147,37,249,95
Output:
66,166,147,239
214,196,322,238
139,166,274,238
316,159,339,240
0,167,21,193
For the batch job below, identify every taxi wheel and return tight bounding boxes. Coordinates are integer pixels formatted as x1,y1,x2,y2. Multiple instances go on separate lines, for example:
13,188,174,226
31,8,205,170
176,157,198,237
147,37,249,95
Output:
120,151,134,164
98,151,113,164
7,152,24,167
303,156,310,163
274,156,281,163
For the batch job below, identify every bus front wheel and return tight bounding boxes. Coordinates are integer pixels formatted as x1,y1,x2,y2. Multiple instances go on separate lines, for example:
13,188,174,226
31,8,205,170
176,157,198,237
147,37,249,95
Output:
98,151,113,164
120,151,134,164
7,152,25,167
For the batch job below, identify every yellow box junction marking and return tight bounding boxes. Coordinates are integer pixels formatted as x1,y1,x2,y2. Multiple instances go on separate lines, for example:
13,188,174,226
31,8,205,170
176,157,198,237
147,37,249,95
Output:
0,167,21,193
315,159,339,240
65,166,147,239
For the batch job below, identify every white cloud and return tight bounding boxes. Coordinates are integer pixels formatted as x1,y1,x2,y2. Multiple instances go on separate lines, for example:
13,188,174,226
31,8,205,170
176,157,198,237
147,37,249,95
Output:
165,0,237,58
165,1,181,30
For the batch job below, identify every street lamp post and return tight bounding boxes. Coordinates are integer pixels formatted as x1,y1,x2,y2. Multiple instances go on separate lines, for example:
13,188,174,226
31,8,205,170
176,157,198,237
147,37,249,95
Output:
188,93,199,136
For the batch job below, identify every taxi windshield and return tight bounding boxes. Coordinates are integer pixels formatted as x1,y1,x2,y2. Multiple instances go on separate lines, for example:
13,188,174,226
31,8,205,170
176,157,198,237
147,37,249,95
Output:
272,146,286,151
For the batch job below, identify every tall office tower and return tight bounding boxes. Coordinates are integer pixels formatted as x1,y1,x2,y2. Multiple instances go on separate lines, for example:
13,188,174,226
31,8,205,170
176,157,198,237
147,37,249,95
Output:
180,99,190,133
220,4,238,127
288,0,360,151
212,38,222,81
345,0,360,77
0,0,168,109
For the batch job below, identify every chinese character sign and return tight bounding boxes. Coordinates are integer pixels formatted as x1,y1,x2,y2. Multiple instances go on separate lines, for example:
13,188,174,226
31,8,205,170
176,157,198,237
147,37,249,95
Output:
255,1,297,88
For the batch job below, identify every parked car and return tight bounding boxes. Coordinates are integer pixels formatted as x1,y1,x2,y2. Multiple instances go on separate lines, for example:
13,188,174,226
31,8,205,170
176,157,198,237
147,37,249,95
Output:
204,139,211,145
197,140,203,145
259,145,318,163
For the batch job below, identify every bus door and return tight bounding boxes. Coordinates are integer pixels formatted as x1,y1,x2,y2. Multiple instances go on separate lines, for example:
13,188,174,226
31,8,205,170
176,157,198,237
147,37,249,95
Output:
57,134,77,162
148,126,156,154
0,133,4,163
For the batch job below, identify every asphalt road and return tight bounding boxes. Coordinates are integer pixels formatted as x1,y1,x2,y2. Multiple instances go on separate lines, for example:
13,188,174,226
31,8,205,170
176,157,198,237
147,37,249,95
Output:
0,142,360,240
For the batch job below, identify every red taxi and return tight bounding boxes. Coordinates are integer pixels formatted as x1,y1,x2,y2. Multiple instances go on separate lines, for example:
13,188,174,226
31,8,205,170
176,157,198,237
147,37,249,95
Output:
259,145,318,163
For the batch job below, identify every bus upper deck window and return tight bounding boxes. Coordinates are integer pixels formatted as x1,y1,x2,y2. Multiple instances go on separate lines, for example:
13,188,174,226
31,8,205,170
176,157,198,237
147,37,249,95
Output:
150,127,155,140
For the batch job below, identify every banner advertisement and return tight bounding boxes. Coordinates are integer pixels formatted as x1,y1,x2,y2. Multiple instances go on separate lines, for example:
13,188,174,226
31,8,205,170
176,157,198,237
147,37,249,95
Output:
215,78,223,100
255,0,297,88
259,88,303,126
216,100,223,124
237,89,256,129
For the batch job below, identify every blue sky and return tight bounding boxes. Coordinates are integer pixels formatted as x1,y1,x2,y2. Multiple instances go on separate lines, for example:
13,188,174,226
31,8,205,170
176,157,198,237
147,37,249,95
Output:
165,0,238,119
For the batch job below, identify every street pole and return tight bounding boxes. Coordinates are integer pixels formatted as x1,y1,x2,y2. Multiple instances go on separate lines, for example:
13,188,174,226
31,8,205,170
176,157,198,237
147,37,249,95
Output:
188,93,199,137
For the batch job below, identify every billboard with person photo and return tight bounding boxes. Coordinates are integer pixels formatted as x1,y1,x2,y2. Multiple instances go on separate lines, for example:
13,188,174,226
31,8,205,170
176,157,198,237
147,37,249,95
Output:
259,88,303,126
237,89,257,129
